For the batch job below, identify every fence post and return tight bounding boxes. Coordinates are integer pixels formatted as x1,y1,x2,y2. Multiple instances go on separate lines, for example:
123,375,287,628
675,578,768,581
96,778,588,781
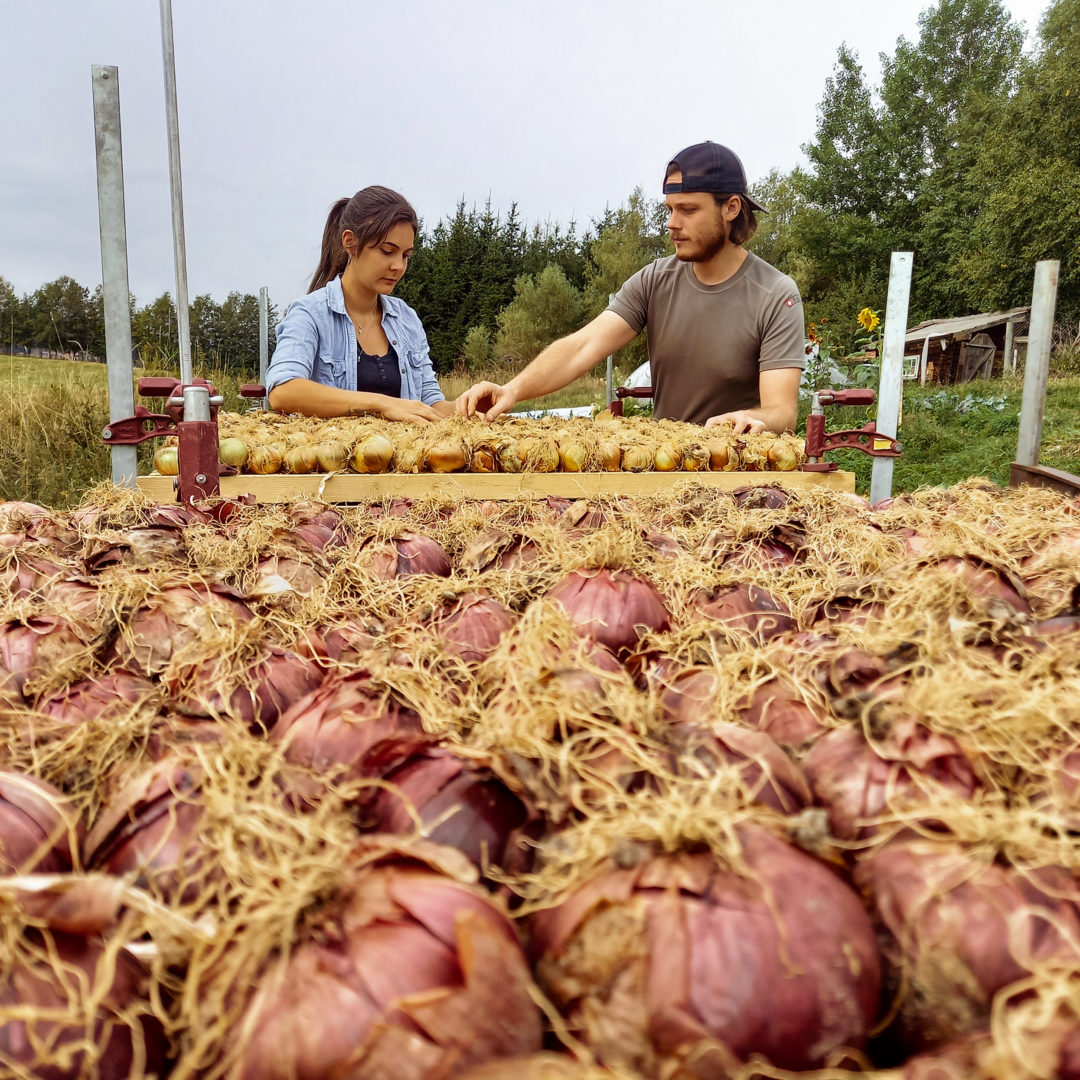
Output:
604,292,616,407
1015,260,1060,467
870,251,914,505
91,65,138,488
258,286,269,410
1003,319,1016,375
159,0,193,385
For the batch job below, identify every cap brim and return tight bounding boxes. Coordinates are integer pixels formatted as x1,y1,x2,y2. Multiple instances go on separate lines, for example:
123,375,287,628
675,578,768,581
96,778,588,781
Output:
744,194,768,214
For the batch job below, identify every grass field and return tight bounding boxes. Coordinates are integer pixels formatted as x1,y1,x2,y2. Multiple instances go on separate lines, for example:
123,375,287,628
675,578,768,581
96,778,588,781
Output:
2,356,1077,507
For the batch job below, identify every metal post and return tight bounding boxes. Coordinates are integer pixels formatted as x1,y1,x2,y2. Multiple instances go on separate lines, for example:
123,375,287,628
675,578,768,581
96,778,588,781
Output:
605,293,616,407
91,66,138,488
870,251,914,505
918,335,932,386
1016,260,1060,467
258,286,269,410
1003,319,1015,375
159,0,192,386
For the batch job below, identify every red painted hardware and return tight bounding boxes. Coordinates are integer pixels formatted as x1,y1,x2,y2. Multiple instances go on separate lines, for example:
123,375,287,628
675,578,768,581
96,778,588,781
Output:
799,389,903,472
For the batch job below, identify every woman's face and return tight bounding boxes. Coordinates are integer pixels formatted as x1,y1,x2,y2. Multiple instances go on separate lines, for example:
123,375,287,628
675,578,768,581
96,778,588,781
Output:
347,221,415,295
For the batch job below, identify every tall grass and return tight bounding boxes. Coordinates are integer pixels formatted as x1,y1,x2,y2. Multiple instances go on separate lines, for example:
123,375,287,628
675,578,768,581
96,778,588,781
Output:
437,365,617,413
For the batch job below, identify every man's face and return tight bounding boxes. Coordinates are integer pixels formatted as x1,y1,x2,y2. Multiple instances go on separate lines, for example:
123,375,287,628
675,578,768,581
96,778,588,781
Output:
664,168,737,262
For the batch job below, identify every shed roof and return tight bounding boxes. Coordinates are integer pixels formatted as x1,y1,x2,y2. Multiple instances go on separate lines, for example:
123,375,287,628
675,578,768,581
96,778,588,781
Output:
905,306,1030,345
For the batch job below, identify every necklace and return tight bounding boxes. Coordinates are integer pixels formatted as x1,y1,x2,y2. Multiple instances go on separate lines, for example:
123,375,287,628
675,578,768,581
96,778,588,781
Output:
344,297,380,335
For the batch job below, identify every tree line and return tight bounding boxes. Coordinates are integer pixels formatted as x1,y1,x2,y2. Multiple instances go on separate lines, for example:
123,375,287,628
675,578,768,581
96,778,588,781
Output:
4,0,1077,380
0,274,275,376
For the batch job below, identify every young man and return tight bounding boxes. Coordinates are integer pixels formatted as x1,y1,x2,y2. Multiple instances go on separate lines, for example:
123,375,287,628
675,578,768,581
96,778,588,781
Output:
456,142,805,434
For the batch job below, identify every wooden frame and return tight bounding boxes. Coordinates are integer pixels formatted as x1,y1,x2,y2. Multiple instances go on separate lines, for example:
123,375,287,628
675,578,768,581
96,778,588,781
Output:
136,470,856,504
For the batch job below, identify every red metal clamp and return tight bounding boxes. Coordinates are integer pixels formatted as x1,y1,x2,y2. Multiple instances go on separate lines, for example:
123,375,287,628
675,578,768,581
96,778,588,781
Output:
800,388,903,472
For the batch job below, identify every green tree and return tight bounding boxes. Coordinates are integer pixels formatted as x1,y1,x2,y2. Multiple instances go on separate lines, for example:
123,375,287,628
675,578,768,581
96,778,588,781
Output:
492,264,584,363
957,0,1080,318
0,275,22,352
133,293,178,368
26,276,94,356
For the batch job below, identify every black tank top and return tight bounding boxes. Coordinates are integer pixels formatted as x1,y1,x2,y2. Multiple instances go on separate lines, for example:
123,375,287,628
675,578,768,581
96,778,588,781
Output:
355,341,402,398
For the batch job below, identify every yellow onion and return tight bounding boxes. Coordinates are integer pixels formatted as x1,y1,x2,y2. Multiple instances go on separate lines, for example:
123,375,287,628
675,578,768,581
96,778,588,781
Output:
314,440,350,472
470,443,498,473
248,444,283,474
283,445,319,474
767,437,804,472
425,436,469,473
353,434,395,474
497,440,524,473
394,439,423,473
519,436,560,472
653,442,681,471
599,439,622,471
621,445,652,472
680,442,710,471
217,437,248,468
558,439,588,472
152,445,179,475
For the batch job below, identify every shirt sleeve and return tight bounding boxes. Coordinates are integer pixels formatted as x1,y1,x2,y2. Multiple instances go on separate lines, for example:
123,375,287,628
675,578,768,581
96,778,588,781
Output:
415,326,445,406
606,264,651,334
265,301,319,393
759,279,807,372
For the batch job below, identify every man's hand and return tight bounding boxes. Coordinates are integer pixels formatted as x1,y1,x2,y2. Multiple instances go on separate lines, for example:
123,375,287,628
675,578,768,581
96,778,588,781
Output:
705,410,767,435
380,398,441,423
456,381,518,421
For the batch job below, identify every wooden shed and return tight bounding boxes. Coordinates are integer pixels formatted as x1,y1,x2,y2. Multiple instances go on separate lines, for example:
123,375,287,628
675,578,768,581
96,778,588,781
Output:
905,307,1030,384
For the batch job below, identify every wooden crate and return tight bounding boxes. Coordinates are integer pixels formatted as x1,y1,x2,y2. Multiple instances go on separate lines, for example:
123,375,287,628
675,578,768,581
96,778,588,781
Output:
136,470,856,503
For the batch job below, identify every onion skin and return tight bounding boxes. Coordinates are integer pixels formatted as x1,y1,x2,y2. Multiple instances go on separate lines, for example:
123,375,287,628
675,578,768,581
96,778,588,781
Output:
546,568,670,654
218,437,249,468
0,615,89,706
0,928,168,1079
736,678,828,747
856,837,1080,1050
235,849,543,1080
363,531,453,579
428,591,516,663
690,583,796,641
0,771,78,873
425,437,469,473
283,444,319,474
530,828,880,1075
314,440,350,472
248,444,283,474
802,720,979,839
36,670,158,730
353,433,396,474
152,444,179,475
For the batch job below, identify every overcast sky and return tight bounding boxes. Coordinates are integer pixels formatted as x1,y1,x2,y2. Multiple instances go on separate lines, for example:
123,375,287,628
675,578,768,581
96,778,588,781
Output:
1,0,1051,312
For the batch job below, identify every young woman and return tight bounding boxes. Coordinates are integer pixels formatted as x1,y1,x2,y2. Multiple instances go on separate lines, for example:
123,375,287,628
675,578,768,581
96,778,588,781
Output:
266,186,453,420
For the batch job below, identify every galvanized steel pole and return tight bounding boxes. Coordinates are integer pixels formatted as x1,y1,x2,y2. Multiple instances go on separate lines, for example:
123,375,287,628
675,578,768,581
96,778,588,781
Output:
258,286,269,410
1015,260,1060,467
869,252,913,505
159,0,193,385
1003,319,1016,376
91,65,138,488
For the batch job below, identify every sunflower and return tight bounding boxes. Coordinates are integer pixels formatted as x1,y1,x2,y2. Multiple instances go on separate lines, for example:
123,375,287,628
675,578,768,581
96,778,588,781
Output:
858,307,880,332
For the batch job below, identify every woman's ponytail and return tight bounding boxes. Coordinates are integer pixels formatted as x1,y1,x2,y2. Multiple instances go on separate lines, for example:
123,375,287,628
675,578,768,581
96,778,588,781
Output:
308,197,351,293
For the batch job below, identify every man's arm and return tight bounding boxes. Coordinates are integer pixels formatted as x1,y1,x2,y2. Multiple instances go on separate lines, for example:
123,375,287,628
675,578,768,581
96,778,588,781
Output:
704,367,802,435
457,311,638,420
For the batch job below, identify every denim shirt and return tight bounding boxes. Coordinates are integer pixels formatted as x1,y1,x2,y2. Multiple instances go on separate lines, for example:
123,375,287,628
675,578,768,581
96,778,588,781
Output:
265,277,444,405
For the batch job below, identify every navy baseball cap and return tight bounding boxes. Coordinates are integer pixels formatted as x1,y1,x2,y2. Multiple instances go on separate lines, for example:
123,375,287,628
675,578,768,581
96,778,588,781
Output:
663,142,767,213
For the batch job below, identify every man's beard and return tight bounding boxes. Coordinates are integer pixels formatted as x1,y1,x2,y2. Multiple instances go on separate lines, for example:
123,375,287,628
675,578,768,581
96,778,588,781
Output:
674,225,727,263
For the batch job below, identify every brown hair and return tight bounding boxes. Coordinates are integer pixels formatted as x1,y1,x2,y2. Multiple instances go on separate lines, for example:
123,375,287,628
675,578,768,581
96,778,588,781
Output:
308,186,419,293
714,194,758,246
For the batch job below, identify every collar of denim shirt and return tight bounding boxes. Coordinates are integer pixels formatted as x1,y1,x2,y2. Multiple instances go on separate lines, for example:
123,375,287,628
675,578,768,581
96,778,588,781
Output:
325,275,400,324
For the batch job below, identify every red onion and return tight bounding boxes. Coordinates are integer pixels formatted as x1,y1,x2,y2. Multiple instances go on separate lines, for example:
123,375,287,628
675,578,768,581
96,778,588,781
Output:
428,591,516,663
318,615,385,661
690,583,796,641
856,837,1080,1049
0,615,88,705
1,552,69,597
546,568,670,653
37,670,158,730
667,722,812,813
270,672,424,799
83,751,209,903
530,827,880,1074
104,583,254,676
460,529,540,573
357,738,537,873
83,526,187,571
0,771,78,873
251,554,324,596
736,677,828,747
802,719,979,839
732,485,792,509
0,927,168,1078
362,531,452,579
456,1054,618,1079
930,555,1032,615
652,663,720,726
234,845,542,1078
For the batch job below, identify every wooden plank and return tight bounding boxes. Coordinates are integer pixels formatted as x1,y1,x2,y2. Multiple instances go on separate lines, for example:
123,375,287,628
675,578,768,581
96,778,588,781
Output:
137,469,856,503
1009,462,1080,495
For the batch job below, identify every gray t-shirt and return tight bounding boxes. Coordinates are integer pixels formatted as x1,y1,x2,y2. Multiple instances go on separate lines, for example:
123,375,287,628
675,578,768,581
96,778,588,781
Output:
607,252,805,425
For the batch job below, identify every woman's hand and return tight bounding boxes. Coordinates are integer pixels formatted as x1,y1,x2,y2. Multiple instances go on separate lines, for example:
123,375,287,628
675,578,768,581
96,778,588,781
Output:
379,397,441,423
